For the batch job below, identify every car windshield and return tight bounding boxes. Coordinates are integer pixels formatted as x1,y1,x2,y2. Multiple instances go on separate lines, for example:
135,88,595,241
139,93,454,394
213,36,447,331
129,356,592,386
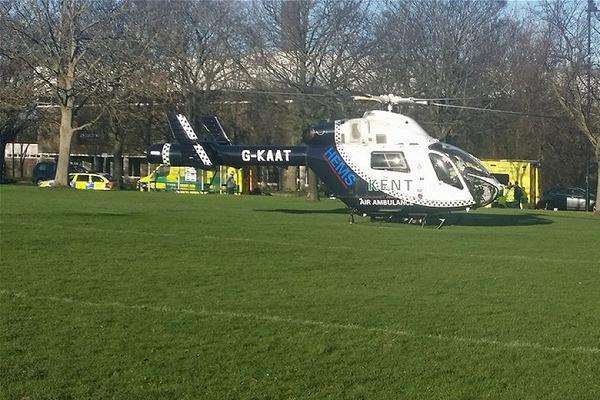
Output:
429,142,490,177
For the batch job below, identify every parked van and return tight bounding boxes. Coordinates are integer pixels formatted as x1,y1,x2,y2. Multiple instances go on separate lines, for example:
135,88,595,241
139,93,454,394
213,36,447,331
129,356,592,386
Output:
137,165,201,193
480,159,541,207
138,164,243,194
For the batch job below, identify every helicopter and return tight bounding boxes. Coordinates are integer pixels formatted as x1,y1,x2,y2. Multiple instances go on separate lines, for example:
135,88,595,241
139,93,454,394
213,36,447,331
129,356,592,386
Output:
147,94,507,225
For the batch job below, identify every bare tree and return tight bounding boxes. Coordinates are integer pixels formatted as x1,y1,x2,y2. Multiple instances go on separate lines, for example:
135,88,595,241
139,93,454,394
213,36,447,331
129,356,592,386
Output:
0,34,39,182
540,0,600,213
157,0,245,122
245,0,372,200
0,0,124,186
0,109,37,183
89,1,170,187
371,0,524,143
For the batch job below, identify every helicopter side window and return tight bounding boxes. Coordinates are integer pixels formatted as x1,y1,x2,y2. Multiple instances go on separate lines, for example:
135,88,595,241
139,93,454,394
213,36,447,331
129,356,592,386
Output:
371,151,410,172
429,153,463,189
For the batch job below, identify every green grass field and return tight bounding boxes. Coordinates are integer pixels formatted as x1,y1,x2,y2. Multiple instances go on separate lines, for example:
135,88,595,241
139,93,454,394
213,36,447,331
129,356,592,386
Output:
1,185,599,399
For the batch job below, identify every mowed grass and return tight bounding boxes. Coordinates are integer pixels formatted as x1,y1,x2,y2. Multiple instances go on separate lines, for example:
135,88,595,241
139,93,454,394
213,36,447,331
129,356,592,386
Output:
1,185,599,400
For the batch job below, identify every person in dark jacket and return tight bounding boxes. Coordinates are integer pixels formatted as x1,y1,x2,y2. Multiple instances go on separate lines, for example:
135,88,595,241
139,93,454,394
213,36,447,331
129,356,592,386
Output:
506,182,524,208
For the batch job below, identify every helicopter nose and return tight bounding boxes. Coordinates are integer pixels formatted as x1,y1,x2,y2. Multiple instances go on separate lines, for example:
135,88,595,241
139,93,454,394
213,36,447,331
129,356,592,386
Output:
468,175,501,207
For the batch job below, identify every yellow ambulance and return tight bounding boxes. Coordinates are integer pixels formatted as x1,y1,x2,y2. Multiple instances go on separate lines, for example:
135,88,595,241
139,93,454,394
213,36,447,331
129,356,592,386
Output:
138,165,243,194
137,165,200,192
480,159,541,207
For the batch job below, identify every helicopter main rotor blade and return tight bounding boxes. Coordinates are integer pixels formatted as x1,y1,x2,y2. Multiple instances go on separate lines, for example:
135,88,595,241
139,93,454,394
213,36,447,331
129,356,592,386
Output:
147,88,560,121
423,101,558,119
216,88,334,97
410,96,480,102
351,95,382,102
351,94,480,105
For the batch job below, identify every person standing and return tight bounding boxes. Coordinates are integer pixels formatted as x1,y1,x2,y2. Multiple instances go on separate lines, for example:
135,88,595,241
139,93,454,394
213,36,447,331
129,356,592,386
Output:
226,171,237,194
505,182,524,208
513,182,524,209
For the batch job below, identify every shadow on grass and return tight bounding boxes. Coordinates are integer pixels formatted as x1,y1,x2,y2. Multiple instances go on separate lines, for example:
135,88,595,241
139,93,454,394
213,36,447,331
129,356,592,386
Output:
64,211,140,217
256,208,348,215
450,212,553,226
529,211,599,221
258,208,554,226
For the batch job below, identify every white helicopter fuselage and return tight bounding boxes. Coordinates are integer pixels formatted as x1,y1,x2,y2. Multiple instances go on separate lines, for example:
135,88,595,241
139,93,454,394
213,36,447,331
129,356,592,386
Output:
314,110,501,214
337,111,472,208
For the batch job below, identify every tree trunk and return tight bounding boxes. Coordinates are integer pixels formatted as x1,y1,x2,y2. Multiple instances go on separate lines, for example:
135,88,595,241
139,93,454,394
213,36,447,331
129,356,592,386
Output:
305,167,319,202
54,105,74,186
0,140,7,183
113,147,124,188
595,147,600,215
0,129,18,183
19,144,29,179
282,166,298,192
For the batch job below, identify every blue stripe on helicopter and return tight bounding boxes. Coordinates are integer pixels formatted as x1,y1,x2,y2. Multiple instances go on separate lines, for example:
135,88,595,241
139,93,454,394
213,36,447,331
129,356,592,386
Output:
324,146,357,188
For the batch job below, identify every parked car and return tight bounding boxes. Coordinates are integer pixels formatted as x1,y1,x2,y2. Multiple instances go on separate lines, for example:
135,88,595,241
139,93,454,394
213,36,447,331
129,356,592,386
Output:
32,161,89,184
38,172,116,191
536,186,596,211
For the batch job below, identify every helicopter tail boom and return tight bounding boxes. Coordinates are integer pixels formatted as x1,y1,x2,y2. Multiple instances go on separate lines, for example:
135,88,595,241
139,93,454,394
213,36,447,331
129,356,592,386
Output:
217,145,307,167
147,142,307,169
154,111,307,168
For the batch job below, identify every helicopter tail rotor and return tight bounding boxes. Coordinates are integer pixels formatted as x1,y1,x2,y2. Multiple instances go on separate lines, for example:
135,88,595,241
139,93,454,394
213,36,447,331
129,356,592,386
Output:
201,116,232,145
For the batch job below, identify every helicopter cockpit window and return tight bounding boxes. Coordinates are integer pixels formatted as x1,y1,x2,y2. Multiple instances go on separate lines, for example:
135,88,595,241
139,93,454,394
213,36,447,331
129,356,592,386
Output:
371,151,410,172
428,142,490,177
429,153,463,189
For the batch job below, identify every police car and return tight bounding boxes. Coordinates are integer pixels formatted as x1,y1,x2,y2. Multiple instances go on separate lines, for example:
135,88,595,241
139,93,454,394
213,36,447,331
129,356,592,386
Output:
38,173,116,190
